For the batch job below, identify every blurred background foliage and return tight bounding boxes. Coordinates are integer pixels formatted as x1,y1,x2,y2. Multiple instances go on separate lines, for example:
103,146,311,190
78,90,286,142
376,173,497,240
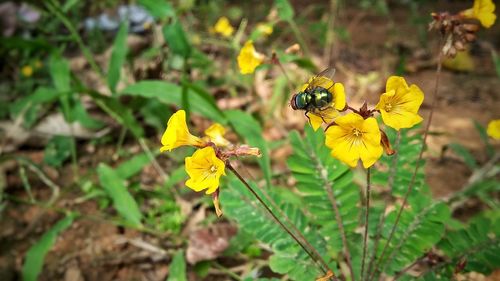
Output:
0,0,499,280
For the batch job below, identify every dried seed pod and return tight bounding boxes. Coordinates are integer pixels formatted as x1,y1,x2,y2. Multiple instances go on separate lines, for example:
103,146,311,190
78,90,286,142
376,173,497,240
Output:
454,40,465,51
462,23,480,32
464,33,476,42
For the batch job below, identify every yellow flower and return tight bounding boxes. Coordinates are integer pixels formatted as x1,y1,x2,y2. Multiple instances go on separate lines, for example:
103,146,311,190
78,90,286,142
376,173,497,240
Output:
462,0,496,28
185,147,226,194
21,65,33,77
160,110,206,152
213,17,234,37
256,23,273,36
237,41,265,74
487,119,500,139
375,76,424,131
325,113,383,168
205,123,231,147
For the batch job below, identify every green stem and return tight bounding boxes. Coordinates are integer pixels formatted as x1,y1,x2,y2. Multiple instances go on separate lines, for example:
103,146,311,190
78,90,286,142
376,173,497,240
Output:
288,20,311,57
361,168,371,280
45,0,104,78
369,37,444,281
366,131,401,277
227,163,337,280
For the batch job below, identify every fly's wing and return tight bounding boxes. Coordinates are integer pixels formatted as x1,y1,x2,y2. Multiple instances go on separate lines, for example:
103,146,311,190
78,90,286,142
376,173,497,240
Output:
306,105,339,131
301,67,336,92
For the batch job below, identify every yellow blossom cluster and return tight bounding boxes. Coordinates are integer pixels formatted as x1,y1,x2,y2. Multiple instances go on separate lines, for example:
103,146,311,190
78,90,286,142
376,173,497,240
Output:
160,110,260,216
324,76,424,168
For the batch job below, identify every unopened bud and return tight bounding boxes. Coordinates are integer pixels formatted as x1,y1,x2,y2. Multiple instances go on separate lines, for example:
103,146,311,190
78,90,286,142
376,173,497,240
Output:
285,43,301,54
380,130,395,156
235,145,261,157
454,40,465,51
212,190,223,217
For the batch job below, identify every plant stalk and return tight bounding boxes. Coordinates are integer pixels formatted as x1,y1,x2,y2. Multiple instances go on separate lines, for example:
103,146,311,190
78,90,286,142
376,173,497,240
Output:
361,168,371,280
369,38,444,281
366,131,401,277
227,163,337,280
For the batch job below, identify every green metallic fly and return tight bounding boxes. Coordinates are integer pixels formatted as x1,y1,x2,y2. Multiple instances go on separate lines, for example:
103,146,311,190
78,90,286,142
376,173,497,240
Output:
290,68,347,130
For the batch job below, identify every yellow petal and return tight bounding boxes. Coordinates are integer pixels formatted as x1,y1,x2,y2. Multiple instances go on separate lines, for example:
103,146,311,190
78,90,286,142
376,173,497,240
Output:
21,65,33,77
376,77,424,131
325,126,359,167
359,118,383,168
462,0,497,28
333,83,346,110
205,123,231,147
184,147,225,195
386,76,409,94
237,41,265,74
213,17,234,37
325,113,383,168
487,119,500,139
256,23,273,36
160,110,205,152
307,112,324,131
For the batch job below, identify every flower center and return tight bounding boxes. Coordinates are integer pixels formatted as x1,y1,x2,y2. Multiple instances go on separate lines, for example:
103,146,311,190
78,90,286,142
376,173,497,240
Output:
384,103,393,112
352,128,362,137
209,165,218,173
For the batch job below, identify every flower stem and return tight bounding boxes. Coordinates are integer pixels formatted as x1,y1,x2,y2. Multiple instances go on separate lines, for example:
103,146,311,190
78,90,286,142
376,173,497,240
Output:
366,131,400,277
227,163,337,280
361,168,372,280
368,38,444,281
323,177,356,280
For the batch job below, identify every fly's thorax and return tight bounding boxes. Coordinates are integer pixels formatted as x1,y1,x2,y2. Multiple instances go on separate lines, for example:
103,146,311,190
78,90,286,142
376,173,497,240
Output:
310,87,333,108
291,92,310,110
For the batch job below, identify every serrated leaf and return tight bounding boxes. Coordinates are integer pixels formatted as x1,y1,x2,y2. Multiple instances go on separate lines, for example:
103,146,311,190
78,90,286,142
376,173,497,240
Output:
98,164,142,226
221,176,328,281
22,214,75,281
108,23,128,93
225,110,271,187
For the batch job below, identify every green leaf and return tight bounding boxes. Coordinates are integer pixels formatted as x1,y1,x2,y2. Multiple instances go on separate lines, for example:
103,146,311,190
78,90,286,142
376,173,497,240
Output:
225,110,271,187
49,53,73,122
167,251,187,281
138,0,175,20
221,176,328,281
115,153,154,180
274,0,294,21
85,90,144,138
473,120,494,157
108,23,128,93
287,125,360,276
22,214,75,281
163,21,191,58
448,143,477,169
43,136,72,167
121,81,226,124
97,164,143,227
491,49,500,78
432,213,500,278
49,53,71,93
